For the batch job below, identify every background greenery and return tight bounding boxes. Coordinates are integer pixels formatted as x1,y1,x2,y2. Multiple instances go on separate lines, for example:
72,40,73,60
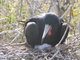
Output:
0,0,80,59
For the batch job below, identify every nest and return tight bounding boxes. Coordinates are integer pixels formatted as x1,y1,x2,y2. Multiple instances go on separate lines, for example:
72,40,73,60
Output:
0,44,79,60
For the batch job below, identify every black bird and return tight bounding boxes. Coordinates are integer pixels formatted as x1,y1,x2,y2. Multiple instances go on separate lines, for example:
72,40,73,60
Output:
24,13,69,48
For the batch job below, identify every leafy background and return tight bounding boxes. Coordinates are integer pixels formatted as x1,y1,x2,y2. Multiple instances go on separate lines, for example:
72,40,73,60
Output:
0,0,80,60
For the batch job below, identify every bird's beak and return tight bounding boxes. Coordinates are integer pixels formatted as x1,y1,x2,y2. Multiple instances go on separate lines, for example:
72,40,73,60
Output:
42,24,51,40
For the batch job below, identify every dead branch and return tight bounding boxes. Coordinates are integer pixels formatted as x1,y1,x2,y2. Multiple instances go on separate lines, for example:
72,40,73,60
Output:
26,0,34,17
60,5,72,19
0,28,21,34
47,0,54,12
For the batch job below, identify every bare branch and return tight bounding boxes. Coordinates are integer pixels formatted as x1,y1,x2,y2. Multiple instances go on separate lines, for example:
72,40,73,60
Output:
60,5,72,19
47,0,54,12
9,34,20,44
26,0,34,17
0,28,21,34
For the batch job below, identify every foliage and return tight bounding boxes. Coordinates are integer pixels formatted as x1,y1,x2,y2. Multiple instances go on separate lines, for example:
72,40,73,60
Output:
0,0,80,59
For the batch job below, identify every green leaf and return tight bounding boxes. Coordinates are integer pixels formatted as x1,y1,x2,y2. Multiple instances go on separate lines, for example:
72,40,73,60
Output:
71,17,78,23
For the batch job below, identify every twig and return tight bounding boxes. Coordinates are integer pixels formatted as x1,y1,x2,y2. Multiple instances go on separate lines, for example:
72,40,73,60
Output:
3,42,26,46
9,34,20,44
0,28,21,34
58,51,65,60
19,0,23,17
56,0,61,16
60,5,72,19
56,26,69,46
47,0,53,12
26,0,34,17
49,49,59,60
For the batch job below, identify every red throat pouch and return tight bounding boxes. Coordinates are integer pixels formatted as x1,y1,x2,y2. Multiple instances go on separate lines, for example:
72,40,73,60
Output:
48,27,52,36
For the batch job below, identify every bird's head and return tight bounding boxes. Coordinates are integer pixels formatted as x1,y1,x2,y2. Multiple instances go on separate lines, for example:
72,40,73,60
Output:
41,13,61,42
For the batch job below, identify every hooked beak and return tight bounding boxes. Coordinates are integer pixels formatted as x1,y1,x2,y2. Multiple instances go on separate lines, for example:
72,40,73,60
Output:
42,24,51,41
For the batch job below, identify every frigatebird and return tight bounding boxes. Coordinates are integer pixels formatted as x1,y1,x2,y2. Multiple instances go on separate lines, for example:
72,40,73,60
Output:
24,13,69,49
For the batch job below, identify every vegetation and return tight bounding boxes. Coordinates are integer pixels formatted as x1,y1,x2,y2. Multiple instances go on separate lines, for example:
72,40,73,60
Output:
0,0,80,60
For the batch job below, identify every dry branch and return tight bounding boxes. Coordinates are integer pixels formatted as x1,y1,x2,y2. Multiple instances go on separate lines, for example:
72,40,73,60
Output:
0,28,21,34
